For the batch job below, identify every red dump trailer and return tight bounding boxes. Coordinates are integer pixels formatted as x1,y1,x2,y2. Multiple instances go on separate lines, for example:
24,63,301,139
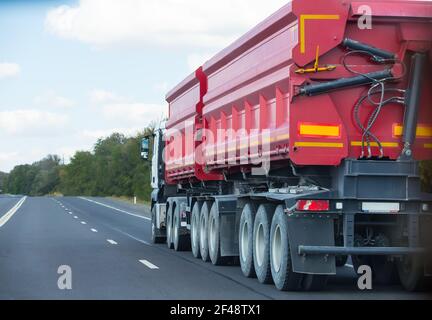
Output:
144,0,432,292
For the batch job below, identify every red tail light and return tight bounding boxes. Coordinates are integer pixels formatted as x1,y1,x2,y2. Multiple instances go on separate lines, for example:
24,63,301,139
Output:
296,200,330,212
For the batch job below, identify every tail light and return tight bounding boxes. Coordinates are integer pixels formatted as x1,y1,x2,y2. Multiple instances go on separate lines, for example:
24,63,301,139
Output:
296,200,330,212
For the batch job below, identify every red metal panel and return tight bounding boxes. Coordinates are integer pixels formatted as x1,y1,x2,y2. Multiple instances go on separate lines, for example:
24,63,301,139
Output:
165,0,432,183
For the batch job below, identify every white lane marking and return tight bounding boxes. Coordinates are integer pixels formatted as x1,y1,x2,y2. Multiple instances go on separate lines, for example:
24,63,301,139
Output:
81,221,87,225
0,197,27,228
140,260,159,270
74,216,78,219
112,228,151,246
91,229,98,233
346,264,354,269
79,197,151,221
107,239,118,245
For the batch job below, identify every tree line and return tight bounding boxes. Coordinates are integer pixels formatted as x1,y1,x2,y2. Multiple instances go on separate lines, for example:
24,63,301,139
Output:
0,127,155,201
0,130,431,198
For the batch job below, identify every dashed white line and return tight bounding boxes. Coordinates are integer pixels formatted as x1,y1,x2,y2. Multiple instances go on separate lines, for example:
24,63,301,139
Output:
74,216,78,219
91,229,98,233
79,197,151,221
107,239,118,245
81,221,87,225
139,260,159,270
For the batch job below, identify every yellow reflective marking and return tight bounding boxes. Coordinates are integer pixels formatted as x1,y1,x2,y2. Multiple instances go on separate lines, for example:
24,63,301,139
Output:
300,15,340,54
295,142,344,148
394,125,432,138
351,141,399,148
300,125,340,137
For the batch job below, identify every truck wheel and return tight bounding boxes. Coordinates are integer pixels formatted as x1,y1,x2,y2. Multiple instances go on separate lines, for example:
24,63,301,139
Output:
239,203,256,278
200,202,211,262
370,256,398,285
397,255,427,292
253,204,275,284
151,206,166,244
173,205,190,252
336,255,349,267
208,203,229,266
166,206,174,249
270,205,304,291
302,275,329,292
191,202,202,259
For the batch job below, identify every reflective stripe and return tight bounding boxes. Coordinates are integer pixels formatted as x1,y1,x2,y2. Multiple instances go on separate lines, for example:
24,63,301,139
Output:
351,141,399,148
300,124,340,137
300,15,340,54
394,125,432,138
295,142,344,148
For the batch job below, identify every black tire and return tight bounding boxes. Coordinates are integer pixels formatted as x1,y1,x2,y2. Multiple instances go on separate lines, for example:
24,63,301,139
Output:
166,206,174,249
151,206,166,244
200,202,211,262
208,203,229,266
397,255,427,292
370,256,399,285
191,202,202,259
302,275,329,292
253,204,275,284
270,205,304,291
173,205,190,252
239,203,256,278
336,255,349,267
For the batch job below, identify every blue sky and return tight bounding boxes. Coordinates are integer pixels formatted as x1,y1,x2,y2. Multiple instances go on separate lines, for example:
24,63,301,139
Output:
0,0,286,172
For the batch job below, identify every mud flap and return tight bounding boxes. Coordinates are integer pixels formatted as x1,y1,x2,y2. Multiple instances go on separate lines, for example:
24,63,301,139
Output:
214,197,238,257
287,216,336,275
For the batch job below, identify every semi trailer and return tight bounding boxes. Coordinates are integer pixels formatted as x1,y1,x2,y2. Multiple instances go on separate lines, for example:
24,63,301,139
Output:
142,0,432,292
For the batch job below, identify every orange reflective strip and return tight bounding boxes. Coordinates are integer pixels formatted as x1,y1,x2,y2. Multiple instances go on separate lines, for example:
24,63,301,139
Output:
394,125,432,138
300,124,340,137
295,142,344,148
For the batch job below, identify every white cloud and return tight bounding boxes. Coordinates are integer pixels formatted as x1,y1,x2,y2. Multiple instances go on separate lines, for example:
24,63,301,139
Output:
0,110,68,137
187,52,215,72
153,82,170,93
102,103,167,126
81,127,143,140
0,63,21,79
34,91,75,108
90,89,125,104
45,0,287,49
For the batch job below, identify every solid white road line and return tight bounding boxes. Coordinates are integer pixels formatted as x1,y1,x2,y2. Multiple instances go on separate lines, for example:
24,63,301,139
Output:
79,197,151,221
91,229,98,233
139,260,159,270
107,239,118,245
0,197,27,228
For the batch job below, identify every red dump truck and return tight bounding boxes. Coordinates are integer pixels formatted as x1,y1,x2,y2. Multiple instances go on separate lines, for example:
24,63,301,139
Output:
141,0,432,292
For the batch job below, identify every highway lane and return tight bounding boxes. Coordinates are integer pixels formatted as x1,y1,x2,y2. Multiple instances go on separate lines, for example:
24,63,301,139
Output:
0,196,430,300
0,195,22,217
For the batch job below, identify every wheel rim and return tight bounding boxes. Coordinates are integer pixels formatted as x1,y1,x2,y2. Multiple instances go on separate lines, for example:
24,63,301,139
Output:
240,221,249,262
209,215,216,254
167,215,171,242
192,213,198,248
272,225,282,273
200,214,206,250
255,223,265,267
174,215,178,243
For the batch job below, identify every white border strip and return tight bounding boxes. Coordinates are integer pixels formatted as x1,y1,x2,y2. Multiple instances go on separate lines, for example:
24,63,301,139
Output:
0,197,27,228
79,197,151,221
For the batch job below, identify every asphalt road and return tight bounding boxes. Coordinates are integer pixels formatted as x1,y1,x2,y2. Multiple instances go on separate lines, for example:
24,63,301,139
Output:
0,195,430,300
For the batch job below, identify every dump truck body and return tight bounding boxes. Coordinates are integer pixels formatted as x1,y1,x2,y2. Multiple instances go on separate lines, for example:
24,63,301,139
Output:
147,0,432,292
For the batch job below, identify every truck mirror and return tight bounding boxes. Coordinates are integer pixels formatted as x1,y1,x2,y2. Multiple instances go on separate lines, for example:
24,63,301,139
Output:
141,138,150,161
